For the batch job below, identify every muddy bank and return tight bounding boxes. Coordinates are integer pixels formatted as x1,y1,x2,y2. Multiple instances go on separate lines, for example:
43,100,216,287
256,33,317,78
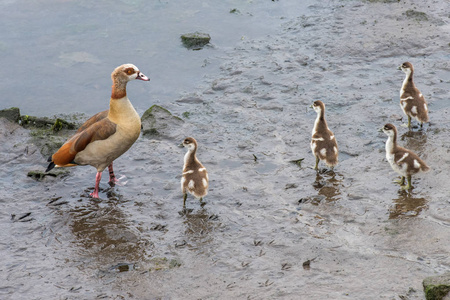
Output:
1,0,450,299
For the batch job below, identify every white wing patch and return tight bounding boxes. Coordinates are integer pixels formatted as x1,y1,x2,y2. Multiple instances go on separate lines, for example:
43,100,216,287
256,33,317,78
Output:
320,148,327,156
411,106,418,114
329,135,335,141
413,159,421,169
334,146,338,155
198,168,206,172
188,180,195,189
202,178,208,188
183,170,194,175
398,153,409,163
312,137,325,141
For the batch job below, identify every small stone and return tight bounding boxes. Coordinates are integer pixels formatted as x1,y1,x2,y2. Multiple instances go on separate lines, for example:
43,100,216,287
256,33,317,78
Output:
181,32,211,49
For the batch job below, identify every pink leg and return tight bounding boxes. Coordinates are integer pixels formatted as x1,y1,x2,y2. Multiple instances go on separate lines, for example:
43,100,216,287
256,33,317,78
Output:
108,163,118,185
90,171,102,198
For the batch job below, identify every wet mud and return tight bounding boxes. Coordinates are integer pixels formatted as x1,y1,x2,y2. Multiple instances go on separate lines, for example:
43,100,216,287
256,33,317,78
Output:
1,0,450,299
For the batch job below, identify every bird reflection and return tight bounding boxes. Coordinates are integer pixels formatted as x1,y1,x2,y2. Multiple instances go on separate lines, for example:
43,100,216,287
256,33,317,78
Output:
69,193,151,268
311,170,343,204
400,130,427,154
389,189,428,219
182,208,218,252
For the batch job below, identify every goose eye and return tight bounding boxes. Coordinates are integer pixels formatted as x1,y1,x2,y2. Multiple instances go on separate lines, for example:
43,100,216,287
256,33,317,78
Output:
125,68,134,75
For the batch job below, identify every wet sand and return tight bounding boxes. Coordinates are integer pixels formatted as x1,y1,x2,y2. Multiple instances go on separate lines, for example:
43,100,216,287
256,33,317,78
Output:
1,0,450,299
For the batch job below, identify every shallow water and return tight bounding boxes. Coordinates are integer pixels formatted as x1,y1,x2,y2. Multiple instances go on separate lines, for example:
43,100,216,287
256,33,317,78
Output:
1,0,450,299
0,0,311,116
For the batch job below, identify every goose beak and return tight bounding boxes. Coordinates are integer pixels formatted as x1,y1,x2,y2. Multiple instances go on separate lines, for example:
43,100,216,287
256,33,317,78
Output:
397,66,402,70
136,72,150,81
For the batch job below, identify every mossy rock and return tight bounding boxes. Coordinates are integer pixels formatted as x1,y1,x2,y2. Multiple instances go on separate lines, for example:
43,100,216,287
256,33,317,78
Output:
404,9,428,21
141,105,184,140
181,32,211,49
0,107,20,123
423,273,450,300
20,115,76,131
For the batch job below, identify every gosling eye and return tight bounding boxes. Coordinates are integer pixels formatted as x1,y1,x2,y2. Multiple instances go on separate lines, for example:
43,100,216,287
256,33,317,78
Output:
125,68,135,75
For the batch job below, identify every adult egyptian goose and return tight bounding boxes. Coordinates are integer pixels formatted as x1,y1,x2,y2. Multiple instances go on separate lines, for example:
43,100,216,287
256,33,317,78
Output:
181,137,209,207
399,62,429,128
46,64,150,198
382,123,430,190
310,100,338,170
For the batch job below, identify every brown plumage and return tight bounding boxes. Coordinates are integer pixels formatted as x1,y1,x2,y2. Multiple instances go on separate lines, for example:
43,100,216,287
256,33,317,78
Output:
181,137,209,207
399,62,429,128
46,64,150,198
310,100,338,170
382,123,430,189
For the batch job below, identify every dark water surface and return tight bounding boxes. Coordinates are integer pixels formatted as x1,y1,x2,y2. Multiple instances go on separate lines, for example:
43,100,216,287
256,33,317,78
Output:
1,0,450,299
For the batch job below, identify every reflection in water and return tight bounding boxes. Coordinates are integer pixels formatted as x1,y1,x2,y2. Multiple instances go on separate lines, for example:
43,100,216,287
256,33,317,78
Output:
400,130,427,154
389,190,428,219
311,170,343,204
69,195,151,269
182,208,218,252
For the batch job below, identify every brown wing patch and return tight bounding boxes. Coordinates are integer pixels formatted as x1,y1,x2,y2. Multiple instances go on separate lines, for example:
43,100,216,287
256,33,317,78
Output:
51,117,117,166
76,110,108,133
73,118,117,152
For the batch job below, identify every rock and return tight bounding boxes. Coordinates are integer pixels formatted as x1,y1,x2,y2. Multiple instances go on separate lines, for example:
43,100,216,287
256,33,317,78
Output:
141,105,185,140
181,32,211,49
0,107,20,122
423,273,450,300
20,115,76,131
404,10,429,22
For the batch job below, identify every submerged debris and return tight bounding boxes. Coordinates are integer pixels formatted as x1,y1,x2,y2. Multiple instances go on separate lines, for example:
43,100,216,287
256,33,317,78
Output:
404,9,429,21
290,158,305,168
